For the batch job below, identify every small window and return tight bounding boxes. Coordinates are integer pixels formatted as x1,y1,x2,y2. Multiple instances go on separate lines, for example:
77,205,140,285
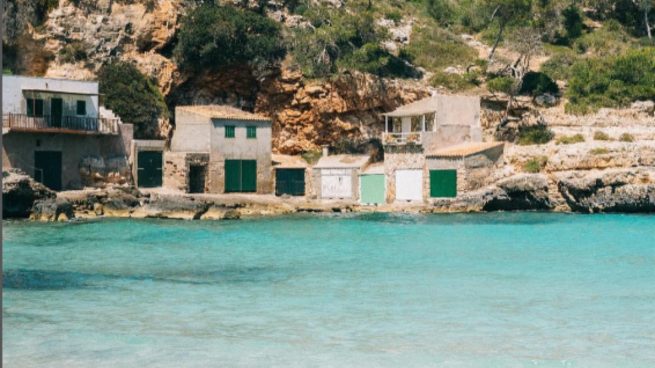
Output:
247,126,257,139
76,100,86,115
26,98,44,117
225,125,235,138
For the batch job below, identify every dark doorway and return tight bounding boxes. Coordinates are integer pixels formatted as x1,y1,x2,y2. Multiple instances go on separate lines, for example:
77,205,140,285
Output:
34,151,62,190
51,98,63,127
275,169,305,196
188,165,206,193
225,160,257,192
137,151,163,188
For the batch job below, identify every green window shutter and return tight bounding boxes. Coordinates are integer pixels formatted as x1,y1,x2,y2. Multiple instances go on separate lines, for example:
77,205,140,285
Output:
429,170,457,198
35,99,44,117
241,160,257,192
225,160,241,192
26,98,34,117
247,126,257,139
225,125,235,138
76,100,86,115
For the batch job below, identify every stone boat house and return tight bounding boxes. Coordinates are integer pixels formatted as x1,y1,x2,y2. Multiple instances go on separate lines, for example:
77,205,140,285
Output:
313,154,370,200
381,94,503,202
2,75,133,190
165,105,273,194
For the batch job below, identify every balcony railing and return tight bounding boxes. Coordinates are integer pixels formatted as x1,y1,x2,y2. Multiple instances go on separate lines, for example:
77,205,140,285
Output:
383,132,423,145
3,113,119,135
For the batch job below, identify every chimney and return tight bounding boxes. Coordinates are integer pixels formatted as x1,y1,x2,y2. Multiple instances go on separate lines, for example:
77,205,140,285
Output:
322,145,329,157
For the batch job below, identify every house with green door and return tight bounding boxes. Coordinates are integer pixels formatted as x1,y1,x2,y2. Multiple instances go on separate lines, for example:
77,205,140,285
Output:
167,105,272,194
2,75,133,190
380,94,503,202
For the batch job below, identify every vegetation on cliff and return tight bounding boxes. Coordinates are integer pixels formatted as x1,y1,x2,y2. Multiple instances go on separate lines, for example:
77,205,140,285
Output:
98,62,169,138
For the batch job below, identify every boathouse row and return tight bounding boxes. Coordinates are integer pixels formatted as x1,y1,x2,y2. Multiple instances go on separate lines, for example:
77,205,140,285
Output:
2,74,504,203
2,75,133,190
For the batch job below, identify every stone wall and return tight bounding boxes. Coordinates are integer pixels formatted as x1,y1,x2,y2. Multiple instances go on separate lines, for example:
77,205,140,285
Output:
164,152,210,192
383,145,426,203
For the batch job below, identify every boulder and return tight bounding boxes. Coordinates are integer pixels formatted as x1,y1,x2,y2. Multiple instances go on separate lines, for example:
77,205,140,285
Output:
132,195,209,220
483,174,553,211
2,170,55,218
30,198,75,222
558,169,655,213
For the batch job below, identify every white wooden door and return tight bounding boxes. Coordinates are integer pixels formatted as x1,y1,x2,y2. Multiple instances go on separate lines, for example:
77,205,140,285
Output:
395,169,423,201
321,169,352,198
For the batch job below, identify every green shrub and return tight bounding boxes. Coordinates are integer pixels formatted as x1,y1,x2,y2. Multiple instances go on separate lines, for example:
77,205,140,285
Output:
517,124,554,145
540,47,579,81
593,131,611,141
175,5,284,71
487,76,515,95
619,133,635,142
590,148,610,155
98,62,168,138
559,4,584,44
337,43,420,78
573,20,635,56
403,21,478,74
566,48,655,113
430,70,480,91
523,156,548,173
301,150,323,165
59,41,88,63
426,0,454,25
385,10,403,24
520,72,559,96
556,134,585,145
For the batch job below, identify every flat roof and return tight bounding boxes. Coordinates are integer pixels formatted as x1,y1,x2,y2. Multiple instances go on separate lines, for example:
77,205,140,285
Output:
314,154,370,169
177,105,270,122
22,88,99,96
426,142,504,158
383,94,479,118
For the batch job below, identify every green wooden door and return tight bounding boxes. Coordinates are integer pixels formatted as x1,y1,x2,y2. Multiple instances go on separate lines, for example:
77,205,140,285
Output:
225,160,257,192
34,151,62,190
276,169,305,196
137,151,163,188
51,98,63,127
429,170,457,198
360,174,385,204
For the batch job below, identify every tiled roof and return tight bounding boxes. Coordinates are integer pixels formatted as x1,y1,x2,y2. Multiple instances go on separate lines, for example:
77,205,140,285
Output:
382,94,479,118
425,142,504,158
314,154,370,169
272,154,308,168
176,105,270,122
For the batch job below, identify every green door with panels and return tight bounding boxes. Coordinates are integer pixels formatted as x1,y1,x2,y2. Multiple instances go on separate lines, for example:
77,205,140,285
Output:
360,174,385,204
137,151,163,188
34,151,62,191
430,170,457,198
276,169,305,196
225,160,257,192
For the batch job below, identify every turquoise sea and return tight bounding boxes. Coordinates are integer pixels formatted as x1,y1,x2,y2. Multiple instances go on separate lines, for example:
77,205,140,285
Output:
3,213,655,367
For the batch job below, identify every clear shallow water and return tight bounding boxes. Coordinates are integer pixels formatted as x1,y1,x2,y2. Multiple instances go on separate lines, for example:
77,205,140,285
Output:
3,213,655,368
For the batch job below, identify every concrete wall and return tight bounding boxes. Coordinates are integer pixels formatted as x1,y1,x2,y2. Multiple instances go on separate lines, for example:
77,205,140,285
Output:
164,152,210,192
2,75,99,118
208,119,272,194
434,94,480,128
170,110,211,152
3,130,131,189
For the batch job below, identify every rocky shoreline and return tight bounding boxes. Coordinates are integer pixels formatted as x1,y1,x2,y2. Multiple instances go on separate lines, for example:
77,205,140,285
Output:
4,167,654,222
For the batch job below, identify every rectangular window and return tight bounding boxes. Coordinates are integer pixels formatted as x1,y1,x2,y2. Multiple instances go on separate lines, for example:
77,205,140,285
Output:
26,98,44,117
76,100,86,115
246,126,257,139
225,125,235,138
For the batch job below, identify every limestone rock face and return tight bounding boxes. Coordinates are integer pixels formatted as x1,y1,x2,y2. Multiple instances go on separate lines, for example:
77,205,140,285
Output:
558,169,655,213
2,170,55,218
482,174,553,211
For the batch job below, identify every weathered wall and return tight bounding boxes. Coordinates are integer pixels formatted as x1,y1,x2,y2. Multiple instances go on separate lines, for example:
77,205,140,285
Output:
312,168,361,201
209,119,273,194
163,152,210,192
170,109,211,152
3,130,131,189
